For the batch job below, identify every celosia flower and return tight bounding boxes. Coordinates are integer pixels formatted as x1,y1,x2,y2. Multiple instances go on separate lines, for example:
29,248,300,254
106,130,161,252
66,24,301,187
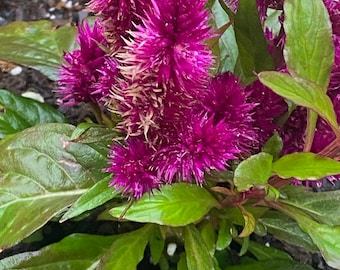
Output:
119,0,213,97
154,114,239,184
245,80,287,149
106,137,160,199
87,0,150,49
200,73,257,151
58,20,118,105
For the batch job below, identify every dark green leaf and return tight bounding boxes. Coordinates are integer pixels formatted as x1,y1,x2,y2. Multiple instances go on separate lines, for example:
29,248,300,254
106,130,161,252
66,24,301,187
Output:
234,152,273,191
299,221,340,269
98,224,155,270
210,0,238,72
238,236,249,256
225,259,314,270
0,89,66,136
273,152,340,180
281,186,340,226
184,225,215,270
0,21,77,80
149,226,165,265
234,0,274,84
0,123,108,249
283,0,334,89
261,132,283,161
259,210,318,252
246,240,292,261
284,205,340,269
109,183,218,226
0,233,116,269
216,219,232,250
60,176,120,222
258,72,338,131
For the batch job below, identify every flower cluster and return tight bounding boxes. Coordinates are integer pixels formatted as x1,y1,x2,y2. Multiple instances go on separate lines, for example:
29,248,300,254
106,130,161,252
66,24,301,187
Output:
58,0,340,197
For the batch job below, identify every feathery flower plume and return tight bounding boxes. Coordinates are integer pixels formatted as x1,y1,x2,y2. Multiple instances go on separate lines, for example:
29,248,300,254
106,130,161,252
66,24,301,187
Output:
119,0,213,95
106,137,160,199
87,0,150,49
58,20,118,105
201,73,257,151
154,114,239,184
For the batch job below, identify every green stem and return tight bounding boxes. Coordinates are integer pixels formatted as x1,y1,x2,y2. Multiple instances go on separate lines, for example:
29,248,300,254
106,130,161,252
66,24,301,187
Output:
303,110,318,152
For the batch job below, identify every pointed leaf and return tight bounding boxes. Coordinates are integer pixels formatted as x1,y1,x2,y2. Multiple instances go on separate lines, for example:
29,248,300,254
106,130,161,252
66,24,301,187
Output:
60,176,120,222
261,132,283,161
98,225,155,270
273,152,340,180
259,210,318,253
258,72,338,131
239,207,256,238
246,240,292,261
281,186,340,226
210,0,238,72
283,0,334,89
0,233,117,269
199,221,217,255
234,0,274,84
234,152,273,191
0,123,108,249
0,89,66,136
149,226,165,265
184,225,215,270
109,183,219,226
0,21,77,80
216,219,232,250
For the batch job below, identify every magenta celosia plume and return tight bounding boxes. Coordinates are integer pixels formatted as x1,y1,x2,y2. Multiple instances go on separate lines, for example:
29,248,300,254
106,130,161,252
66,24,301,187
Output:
58,20,118,106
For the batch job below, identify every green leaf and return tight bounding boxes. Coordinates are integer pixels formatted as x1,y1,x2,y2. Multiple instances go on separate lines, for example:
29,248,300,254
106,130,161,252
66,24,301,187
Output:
282,205,340,269
225,259,314,270
149,226,165,265
234,152,273,191
210,0,238,72
0,89,66,136
261,132,283,161
97,224,155,270
184,224,215,270
234,0,274,84
60,176,120,222
0,21,77,80
0,123,108,249
273,152,340,180
238,236,249,256
281,186,340,226
216,219,232,250
258,72,339,132
259,210,318,252
283,0,334,89
246,240,292,261
199,221,217,256
109,183,219,226
299,221,340,269
178,253,189,270
0,233,117,269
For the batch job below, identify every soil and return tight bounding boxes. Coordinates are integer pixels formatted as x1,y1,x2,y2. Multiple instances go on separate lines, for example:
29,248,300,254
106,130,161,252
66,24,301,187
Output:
0,1,337,269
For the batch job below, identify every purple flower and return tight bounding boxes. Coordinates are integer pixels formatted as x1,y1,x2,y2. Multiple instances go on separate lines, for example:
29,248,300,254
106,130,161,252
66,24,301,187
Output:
119,0,213,97
245,80,287,149
58,20,118,106
201,73,257,151
87,0,150,49
154,114,239,184
106,137,160,199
